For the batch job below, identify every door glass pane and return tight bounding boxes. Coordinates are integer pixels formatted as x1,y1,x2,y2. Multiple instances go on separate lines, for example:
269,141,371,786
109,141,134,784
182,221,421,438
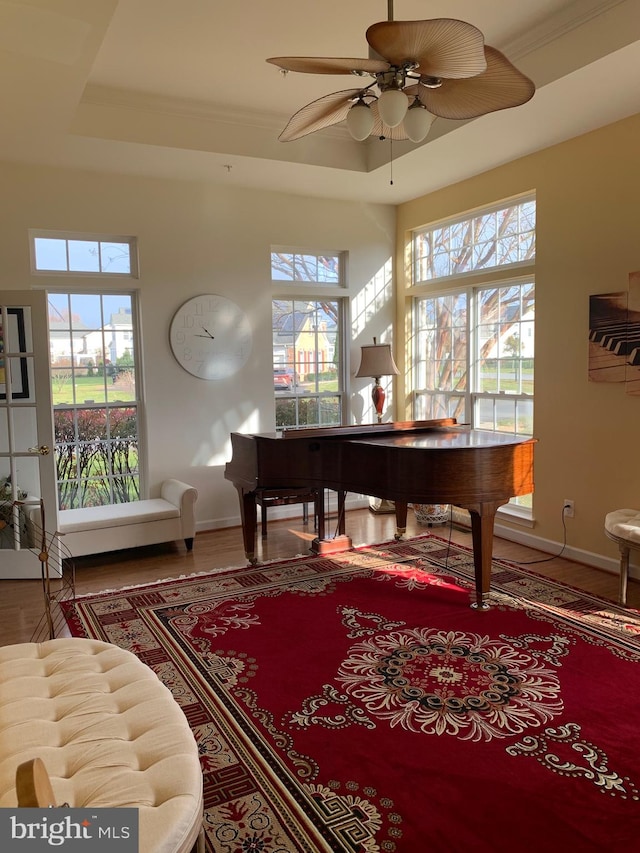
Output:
10,407,38,452
14,455,40,500
0,458,9,492
7,356,35,403
0,455,41,551
0,408,7,452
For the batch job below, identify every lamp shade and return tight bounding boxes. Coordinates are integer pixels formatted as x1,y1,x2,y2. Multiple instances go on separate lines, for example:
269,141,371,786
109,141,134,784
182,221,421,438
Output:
346,101,375,141
377,88,408,128
355,343,400,378
403,104,435,143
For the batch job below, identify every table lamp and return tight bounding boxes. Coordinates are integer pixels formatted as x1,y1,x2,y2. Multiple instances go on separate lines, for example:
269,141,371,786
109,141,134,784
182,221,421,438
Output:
355,337,400,423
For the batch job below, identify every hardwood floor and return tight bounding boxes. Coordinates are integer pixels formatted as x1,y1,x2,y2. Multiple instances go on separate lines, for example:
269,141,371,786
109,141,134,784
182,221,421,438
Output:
2,508,635,647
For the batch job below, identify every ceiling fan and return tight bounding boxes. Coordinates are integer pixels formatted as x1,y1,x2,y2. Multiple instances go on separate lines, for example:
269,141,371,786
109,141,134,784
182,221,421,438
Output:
267,1,535,144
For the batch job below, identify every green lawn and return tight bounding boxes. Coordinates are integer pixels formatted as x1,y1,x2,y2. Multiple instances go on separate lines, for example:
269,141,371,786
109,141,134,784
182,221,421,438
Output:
51,373,136,405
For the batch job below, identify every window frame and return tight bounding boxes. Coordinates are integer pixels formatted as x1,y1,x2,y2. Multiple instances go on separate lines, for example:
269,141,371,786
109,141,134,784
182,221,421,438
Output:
47,289,146,510
411,195,536,286
271,296,348,430
410,195,536,518
270,245,349,430
412,277,534,434
271,247,347,288
30,230,139,278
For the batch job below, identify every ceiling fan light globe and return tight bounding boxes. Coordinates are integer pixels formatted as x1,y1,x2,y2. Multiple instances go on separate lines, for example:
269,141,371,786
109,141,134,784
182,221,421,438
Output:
346,102,375,140
378,88,408,128
403,105,435,143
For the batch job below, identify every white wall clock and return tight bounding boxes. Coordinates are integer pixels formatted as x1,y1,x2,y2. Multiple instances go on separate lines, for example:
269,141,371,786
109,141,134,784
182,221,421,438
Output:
169,294,252,379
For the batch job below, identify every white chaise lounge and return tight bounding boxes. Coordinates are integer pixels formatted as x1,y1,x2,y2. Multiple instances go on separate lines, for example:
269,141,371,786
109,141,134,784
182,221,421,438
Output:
58,479,198,559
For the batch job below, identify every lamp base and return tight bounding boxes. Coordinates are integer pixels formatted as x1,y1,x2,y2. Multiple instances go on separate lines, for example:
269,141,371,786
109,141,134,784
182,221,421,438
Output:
368,497,396,514
372,380,385,421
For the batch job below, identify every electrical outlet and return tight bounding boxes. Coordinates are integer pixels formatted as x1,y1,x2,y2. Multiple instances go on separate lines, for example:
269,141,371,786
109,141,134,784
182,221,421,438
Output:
563,499,574,518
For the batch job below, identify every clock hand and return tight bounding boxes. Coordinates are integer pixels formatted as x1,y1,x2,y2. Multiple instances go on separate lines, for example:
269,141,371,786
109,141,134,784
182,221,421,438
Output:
195,328,215,339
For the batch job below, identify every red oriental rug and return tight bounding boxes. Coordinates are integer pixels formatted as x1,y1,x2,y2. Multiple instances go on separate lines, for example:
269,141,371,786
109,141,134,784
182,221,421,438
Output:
62,534,640,852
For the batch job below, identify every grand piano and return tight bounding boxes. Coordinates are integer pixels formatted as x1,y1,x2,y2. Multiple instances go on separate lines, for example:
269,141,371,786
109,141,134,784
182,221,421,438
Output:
224,418,536,609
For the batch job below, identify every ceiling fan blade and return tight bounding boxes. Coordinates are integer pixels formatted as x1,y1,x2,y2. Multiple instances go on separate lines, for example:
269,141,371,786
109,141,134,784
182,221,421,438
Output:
366,19,487,79
411,46,535,120
278,88,364,142
267,56,389,75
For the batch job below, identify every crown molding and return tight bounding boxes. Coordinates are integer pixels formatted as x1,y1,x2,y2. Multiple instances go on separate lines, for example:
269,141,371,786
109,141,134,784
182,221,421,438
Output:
502,0,628,59
80,84,283,128
79,83,357,143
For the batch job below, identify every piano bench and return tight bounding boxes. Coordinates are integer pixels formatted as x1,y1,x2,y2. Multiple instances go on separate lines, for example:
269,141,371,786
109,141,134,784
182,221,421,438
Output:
605,508,640,606
256,488,319,538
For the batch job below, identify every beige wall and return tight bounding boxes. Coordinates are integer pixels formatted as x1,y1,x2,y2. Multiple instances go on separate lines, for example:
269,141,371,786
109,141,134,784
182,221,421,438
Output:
2,111,639,570
396,112,640,571
0,162,396,529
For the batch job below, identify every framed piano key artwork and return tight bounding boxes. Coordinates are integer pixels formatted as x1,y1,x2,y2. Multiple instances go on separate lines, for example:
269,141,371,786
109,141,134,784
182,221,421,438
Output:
588,271,640,395
628,271,640,395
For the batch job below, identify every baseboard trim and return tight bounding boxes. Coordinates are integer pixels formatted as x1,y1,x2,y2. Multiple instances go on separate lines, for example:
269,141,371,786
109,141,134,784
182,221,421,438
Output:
493,519,622,576
198,502,636,582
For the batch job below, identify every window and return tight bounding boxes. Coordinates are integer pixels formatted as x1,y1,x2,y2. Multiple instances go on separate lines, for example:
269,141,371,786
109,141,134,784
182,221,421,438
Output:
47,292,142,509
414,282,534,434
411,197,535,510
272,299,343,429
413,198,535,282
271,247,346,430
271,249,344,286
31,231,137,276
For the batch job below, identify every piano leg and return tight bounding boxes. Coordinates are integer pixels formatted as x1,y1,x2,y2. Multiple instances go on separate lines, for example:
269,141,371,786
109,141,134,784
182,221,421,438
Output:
316,490,325,540
467,503,504,610
394,501,408,540
238,488,258,565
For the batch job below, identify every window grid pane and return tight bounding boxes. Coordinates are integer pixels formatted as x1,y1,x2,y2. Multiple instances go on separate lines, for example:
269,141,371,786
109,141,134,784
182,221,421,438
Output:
33,233,136,276
49,292,141,510
412,198,535,513
413,198,536,284
272,297,342,429
271,251,343,286
413,281,534,432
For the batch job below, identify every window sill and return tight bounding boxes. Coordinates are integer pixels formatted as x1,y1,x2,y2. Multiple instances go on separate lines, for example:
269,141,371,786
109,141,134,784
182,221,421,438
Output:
496,504,534,528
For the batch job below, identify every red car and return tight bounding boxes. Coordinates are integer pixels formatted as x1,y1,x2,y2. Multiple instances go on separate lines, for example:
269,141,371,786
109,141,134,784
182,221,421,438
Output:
273,368,296,390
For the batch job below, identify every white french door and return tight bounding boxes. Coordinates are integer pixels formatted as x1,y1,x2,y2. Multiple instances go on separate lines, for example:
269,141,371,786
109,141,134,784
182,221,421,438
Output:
0,291,58,579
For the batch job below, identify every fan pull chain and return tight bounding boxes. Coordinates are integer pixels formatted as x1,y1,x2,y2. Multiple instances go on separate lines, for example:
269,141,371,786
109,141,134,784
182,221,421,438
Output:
389,138,394,185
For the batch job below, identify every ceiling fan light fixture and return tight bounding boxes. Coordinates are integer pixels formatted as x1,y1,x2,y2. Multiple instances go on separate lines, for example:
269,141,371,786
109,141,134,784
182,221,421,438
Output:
377,87,408,128
346,99,375,140
403,101,435,143
268,4,535,147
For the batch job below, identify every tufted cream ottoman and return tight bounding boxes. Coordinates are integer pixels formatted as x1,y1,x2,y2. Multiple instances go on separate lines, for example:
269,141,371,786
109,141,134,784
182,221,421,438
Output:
0,638,204,853
605,508,640,606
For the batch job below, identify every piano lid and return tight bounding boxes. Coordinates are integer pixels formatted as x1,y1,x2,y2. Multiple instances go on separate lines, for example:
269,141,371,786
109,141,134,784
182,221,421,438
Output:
279,418,459,441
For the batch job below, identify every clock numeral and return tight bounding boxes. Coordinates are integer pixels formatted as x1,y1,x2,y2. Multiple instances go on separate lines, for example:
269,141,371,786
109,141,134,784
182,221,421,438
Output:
182,347,192,361
175,330,185,344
